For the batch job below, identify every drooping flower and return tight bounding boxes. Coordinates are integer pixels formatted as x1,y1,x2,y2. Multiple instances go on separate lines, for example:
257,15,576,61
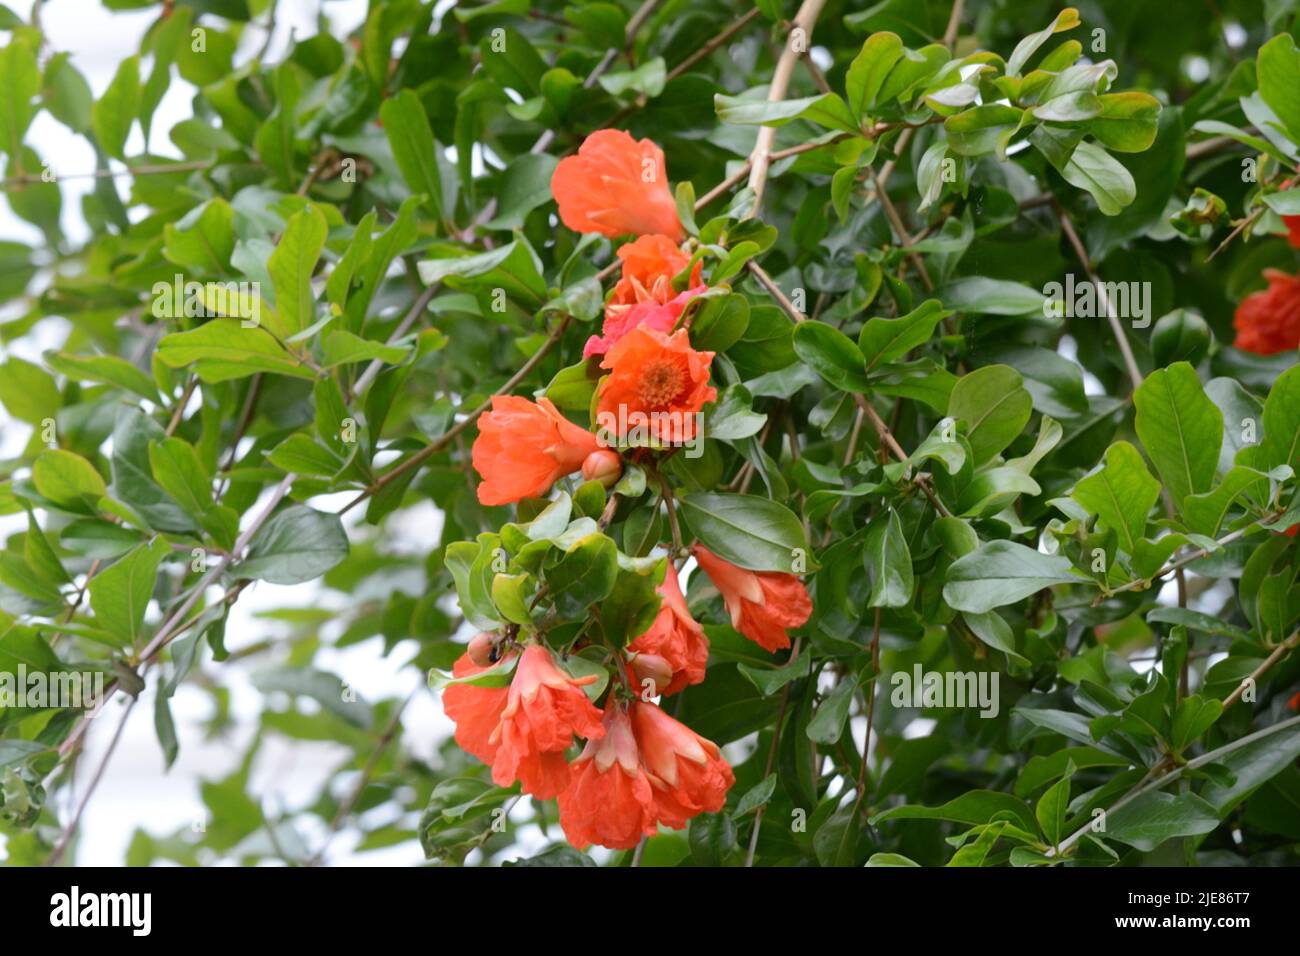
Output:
628,563,709,695
557,700,659,850
471,396,602,506
691,544,812,653
442,649,513,766
550,130,683,241
1233,269,1300,356
595,326,716,444
490,643,604,799
633,700,734,830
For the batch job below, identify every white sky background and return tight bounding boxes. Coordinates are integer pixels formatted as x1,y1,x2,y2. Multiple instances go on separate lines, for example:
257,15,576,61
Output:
0,0,485,867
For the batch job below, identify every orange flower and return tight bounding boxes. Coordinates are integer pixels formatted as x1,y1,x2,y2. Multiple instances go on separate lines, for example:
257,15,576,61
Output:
595,326,716,444
609,234,702,311
628,563,709,695
558,700,659,850
1233,269,1300,356
585,232,706,358
471,396,602,506
691,544,812,653
633,701,734,830
442,650,513,765
490,643,605,799
550,130,683,241
584,290,698,360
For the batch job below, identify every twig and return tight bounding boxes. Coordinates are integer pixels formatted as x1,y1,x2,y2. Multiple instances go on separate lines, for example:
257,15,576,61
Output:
339,316,572,516
45,697,138,866
744,0,829,216
57,475,298,759
745,636,802,866
1055,201,1143,390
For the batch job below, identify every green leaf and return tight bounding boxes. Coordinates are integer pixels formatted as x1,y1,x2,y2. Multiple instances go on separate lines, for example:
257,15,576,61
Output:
1035,774,1070,846
1104,791,1219,851
943,541,1080,614
32,449,107,510
714,92,857,133
792,320,872,392
1070,441,1159,554
846,32,904,119
1257,34,1300,143
43,351,159,404
1006,7,1081,76
1057,140,1135,215
89,537,170,646
1088,92,1161,152
268,204,328,339
945,104,1023,157
864,507,913,608
872,790,1037,834
939,277,1046,317
238,506,349,585
321,330,412,369
91,54,140,160
380,89,444,220
1171,695,1222,752
483,153,558,230
163,197,234,275
1133,362,1222,510
0,37,40,159
0,356,60,425
679,492,808,573
157,321,317,383
148,437,213,516
947,365,1033,464
806,676,857,744
858,299,950,372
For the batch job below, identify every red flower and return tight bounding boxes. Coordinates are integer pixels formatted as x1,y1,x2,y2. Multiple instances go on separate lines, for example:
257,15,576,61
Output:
691,544,812,653
471,396,601,506
442,650,513,765
633,701,734,829
1285,215,1300,250
584,289,698,360
582,235,705,359
557,701,659,850
550,130,683,241
595,326,716,444
1233,269,1300,356
490,643,604,799
1289,690,1300,712
628,563,709,695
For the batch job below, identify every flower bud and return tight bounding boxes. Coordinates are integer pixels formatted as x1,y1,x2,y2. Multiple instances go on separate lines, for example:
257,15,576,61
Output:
630,653,673,696
467,631,498,667
582,449,623,488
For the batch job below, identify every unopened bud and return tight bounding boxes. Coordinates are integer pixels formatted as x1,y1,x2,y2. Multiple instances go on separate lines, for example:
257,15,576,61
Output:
582,449,623,488
468,632,497,667
630,653,673,695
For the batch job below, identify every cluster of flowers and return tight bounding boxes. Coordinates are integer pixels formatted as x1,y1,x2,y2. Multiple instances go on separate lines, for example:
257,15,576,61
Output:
443,130,812,850
1233,201,1300,355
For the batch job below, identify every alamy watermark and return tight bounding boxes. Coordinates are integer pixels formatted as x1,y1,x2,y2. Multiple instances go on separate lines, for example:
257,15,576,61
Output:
890,664,1000,718
0,665,107,711
151,273,262,328
1043,273,1152,328
594,406,704,459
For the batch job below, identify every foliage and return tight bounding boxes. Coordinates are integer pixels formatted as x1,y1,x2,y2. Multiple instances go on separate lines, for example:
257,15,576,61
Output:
1,0,1299,867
